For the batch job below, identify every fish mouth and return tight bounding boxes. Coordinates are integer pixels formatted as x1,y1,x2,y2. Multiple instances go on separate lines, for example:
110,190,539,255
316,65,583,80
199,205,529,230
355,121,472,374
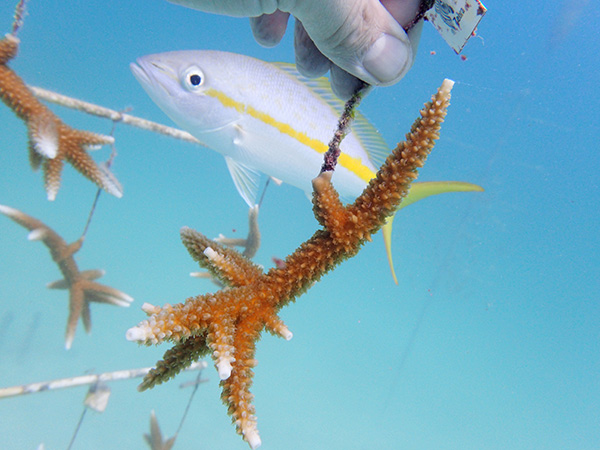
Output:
129,60,150,85
130,57,177,97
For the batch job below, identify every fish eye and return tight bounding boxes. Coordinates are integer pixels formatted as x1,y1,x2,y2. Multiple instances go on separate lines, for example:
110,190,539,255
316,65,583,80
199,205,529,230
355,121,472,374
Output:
182,66,204,91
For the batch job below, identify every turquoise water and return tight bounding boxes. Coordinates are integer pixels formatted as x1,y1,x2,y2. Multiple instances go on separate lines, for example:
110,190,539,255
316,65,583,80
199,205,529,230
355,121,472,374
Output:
0,1,598,449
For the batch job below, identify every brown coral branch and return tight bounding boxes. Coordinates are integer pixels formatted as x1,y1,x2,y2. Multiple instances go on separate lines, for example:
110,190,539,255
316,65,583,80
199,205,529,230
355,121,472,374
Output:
0,34,121,200
140,335,211,391
127,79,455,449
182,225,262,287
190,205,262,286
0,204,133,349
213,204,261,259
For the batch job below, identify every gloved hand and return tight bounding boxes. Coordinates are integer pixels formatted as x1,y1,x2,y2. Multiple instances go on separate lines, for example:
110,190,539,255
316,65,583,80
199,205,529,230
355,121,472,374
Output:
168,0,426,98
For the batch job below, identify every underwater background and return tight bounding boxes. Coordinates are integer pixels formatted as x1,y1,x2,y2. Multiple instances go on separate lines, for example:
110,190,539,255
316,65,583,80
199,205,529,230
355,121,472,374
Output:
0,1,598,449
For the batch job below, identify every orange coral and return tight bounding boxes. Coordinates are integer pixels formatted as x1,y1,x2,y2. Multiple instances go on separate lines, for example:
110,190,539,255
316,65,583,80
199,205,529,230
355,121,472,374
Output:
127,79,455,448
0,34,122,200
190,205,262,285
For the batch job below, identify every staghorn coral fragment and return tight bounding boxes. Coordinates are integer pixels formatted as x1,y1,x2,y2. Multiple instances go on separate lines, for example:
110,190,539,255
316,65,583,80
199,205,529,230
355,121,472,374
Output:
127,79,455,448
0,34,122,200
190,205,262,286
214,204,261,259
0,204,133,349
144,410,177,450
183,225,262,287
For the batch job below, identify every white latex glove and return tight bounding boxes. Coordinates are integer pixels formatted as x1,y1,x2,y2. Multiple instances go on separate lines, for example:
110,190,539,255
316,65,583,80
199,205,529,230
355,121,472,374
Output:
168,0,426,98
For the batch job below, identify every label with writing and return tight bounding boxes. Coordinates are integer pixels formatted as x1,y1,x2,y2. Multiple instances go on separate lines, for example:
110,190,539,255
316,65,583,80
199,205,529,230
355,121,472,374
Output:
425,0,487,53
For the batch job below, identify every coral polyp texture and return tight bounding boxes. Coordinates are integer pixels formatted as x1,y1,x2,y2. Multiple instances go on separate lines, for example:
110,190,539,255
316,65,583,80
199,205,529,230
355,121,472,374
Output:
127,79,455,448
0,34,122,200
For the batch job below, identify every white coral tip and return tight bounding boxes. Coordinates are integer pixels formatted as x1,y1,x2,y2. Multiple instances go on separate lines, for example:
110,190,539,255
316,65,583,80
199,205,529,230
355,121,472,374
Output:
141,302,159,315
125,326,147,342
190,271,211,279
244,427,262,449
4,33,20,44
99,162,123,198
441,78,455,95
100,135,115,145
216,358,233,380
46,183,59,201
203,247,218,260
27,228,47,241
30,119,58,159
0,204,18,216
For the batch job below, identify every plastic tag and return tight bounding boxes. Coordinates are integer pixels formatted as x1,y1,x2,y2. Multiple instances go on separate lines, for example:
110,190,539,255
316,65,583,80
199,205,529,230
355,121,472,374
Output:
84,382,111,412
425,0,487,53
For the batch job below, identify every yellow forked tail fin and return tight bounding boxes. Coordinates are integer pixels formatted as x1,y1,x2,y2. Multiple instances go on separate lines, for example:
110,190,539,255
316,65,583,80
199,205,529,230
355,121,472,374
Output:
383,181,484,284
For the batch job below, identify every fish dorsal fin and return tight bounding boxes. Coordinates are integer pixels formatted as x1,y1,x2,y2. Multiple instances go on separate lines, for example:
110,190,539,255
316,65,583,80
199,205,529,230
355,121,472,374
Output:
225,156,261,207
273,62,390,169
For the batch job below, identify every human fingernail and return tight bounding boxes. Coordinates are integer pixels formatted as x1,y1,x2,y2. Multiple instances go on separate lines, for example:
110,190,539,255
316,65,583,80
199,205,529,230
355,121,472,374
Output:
362,33,411,85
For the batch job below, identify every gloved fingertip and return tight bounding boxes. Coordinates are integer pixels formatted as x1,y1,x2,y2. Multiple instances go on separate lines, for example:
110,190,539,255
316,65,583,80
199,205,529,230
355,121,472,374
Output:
250,11,290,47
296,52,331,78
362,33,412,85
330,66,367,100
294,20,331,77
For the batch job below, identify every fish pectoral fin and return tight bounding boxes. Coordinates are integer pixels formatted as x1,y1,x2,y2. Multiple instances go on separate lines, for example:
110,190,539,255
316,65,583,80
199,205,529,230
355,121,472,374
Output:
224,156,261,208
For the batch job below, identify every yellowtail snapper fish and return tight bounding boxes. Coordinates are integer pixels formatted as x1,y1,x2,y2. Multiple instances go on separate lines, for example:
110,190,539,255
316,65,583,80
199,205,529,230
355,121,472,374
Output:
130,50,482,283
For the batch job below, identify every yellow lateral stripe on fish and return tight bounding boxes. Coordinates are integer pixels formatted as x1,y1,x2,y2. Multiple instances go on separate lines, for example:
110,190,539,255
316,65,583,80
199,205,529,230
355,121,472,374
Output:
130,50,483,283
130,50,381,208
205,87,375,183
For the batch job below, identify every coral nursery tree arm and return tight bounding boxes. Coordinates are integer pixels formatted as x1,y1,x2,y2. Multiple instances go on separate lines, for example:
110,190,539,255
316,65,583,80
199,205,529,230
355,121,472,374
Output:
126,79,455,449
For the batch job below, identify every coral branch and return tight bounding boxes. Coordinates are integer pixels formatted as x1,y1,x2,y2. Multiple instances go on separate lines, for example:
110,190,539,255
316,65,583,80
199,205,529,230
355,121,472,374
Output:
182,226,262,287
138,336,212,391
128,79,455,448
0,35,121,199
214,205,261,259
0,204,133,348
